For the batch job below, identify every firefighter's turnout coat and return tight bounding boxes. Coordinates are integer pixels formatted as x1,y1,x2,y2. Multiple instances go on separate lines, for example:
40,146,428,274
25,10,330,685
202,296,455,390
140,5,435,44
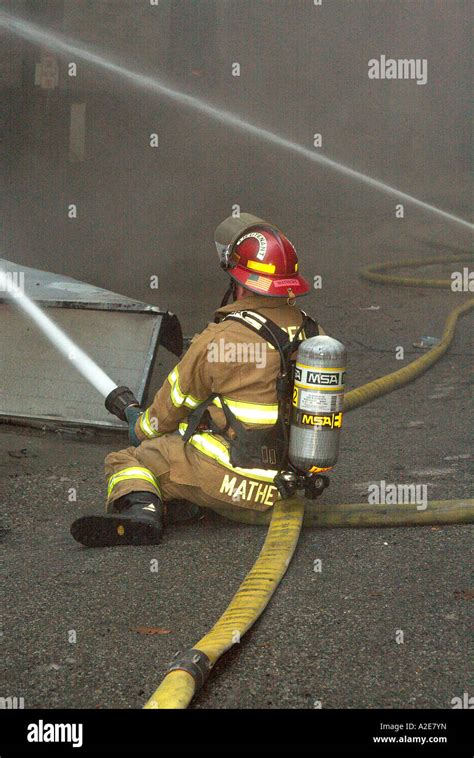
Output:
105,294,322,513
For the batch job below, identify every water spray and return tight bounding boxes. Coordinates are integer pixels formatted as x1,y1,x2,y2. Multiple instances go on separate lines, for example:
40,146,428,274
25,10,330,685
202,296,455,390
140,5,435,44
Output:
1,10,472,232
0,268,117,398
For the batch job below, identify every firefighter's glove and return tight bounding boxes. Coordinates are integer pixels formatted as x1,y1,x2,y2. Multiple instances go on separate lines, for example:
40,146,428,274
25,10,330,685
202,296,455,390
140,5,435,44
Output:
124,405,143,447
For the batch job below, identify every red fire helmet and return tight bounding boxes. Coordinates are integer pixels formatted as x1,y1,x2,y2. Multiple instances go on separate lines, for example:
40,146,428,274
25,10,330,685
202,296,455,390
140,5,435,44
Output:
226,225,310,297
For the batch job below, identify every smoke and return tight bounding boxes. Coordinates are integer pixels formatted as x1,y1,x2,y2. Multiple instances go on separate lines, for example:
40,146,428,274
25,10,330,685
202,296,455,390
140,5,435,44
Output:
1,10,472,232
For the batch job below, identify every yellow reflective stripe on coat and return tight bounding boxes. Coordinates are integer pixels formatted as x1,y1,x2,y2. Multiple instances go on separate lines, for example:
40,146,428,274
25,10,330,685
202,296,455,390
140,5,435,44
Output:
212,396,278,424
107,466,161,497
167,367,202,409
139,408,161,439
178,423,278,482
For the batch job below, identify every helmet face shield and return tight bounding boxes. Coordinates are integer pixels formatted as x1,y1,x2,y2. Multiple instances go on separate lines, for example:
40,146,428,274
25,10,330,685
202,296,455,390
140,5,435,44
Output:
215,241,232,269
214,213,267,270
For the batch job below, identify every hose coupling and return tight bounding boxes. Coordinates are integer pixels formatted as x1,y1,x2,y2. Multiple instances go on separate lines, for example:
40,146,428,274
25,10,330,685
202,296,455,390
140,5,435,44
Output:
167,648,213,691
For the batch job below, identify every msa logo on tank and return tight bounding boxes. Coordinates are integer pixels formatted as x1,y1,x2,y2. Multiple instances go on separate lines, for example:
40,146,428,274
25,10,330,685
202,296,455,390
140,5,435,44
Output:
295,410,343,429
294,365,346,388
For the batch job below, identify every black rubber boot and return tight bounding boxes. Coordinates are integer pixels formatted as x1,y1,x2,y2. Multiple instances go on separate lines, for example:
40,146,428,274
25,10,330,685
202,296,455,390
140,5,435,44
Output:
70,492,164,547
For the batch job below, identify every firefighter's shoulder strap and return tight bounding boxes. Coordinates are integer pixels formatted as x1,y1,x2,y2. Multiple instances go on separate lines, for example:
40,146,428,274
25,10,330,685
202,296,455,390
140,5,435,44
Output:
221,308,318,350
221,310,290,354
298,309,319,339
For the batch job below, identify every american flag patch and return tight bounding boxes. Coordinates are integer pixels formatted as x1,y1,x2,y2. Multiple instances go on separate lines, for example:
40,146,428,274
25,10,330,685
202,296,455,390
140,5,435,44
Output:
247,274,272,291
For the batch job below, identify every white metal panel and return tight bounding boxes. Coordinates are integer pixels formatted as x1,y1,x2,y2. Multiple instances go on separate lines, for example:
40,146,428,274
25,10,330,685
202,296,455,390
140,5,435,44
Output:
0,305,162,428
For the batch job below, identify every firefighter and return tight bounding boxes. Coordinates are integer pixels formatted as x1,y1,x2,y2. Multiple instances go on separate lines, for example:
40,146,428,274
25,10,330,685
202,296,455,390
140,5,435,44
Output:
71,215,324,547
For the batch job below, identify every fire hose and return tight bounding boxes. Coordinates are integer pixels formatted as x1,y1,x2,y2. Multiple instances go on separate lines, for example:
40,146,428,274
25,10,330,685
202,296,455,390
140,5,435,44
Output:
144,254,473,709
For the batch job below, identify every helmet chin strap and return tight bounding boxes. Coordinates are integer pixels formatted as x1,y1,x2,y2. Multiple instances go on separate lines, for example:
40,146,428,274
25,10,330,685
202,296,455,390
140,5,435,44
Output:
214,279,236,322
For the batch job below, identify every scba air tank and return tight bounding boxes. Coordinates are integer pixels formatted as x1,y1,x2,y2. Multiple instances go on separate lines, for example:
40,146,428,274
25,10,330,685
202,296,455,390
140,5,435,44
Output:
288,335,347,473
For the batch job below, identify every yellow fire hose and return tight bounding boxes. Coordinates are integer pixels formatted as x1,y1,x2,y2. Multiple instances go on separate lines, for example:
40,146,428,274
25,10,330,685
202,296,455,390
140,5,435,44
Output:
144,254,473,709
144,496,304,708
203,497,474,528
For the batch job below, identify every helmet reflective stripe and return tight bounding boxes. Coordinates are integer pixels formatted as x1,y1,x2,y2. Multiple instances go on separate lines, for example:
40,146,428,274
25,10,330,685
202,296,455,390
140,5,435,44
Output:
247,259,276,274
139,408,161,438
167,368,202,409
107,467,161,497
212,396,278,424
178,422,278,482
